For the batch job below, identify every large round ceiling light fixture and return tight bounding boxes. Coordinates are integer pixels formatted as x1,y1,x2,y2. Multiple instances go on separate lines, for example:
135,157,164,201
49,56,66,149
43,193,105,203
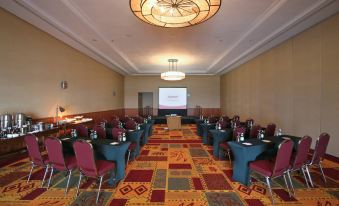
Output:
130,0,221,28
161,59,185,81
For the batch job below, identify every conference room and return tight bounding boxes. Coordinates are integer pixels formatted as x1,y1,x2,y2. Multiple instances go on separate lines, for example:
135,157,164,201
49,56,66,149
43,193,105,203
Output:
0,1,338,205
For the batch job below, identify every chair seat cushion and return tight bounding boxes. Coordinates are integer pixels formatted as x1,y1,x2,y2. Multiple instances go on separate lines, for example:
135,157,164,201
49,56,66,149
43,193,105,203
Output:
249,160,274,177
96,160,115,176
219,142,229,150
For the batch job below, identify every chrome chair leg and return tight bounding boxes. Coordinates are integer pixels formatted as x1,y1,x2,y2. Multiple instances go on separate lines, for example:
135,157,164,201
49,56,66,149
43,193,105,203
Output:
127,150,131,164
265,176,275,204
96,176,103,204
47,167,54,189
318,163,327,183
227,150,232,166
41,165,49,187
76,173,82,197
305,165,314,187
65,170,72,195
285,171,294,196
283,173,291,197
301,167,310,188
27,163,35,183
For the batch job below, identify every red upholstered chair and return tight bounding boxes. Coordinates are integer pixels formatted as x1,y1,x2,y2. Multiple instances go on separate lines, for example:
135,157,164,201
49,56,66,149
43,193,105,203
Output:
73,140,115,203
120,116,131,123
288,136,312,193
24,135,49,187
305,133,330,187
249,140,294,204
76,125,89,138
111,119,120,128
249,124,261,139
217,120,228,129
233,127,246,140
245,118,254,127
93,125,106,139
125,120,137,130
112,128,126,141
221,115,230,122
58,129,71,137
45,137,77,194
265,123,276,137
232,115,240,121
208,116,218,124
134,116,144,124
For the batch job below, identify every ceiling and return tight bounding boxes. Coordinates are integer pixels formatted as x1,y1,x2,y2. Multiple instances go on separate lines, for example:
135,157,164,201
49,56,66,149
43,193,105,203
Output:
1,0,338,75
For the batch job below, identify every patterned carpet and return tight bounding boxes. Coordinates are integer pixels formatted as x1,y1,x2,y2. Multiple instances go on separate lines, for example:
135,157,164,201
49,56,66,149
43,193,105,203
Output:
0,124,338,206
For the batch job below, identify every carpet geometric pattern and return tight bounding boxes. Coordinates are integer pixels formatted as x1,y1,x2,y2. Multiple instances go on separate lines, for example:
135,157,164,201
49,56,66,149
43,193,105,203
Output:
0,124,338,205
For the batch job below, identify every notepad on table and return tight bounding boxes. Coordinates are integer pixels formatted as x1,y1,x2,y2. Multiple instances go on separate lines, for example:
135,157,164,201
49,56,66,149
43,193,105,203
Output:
262,140,271,143
242,142,252,146
110,142,119,145
282,137,290,140
62,137,70,141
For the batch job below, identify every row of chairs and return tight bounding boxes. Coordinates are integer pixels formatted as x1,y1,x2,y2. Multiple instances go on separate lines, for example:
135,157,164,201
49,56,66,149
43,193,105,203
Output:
249,133,330,204
25,135,115,203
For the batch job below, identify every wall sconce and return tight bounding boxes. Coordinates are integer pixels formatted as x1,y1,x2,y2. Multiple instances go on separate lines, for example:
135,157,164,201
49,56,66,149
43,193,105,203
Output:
61,81,68,89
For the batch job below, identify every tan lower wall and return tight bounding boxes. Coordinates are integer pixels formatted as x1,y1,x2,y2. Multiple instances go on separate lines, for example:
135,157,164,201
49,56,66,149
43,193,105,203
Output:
220,13,339,157
0,9,124,119
124,75,220,111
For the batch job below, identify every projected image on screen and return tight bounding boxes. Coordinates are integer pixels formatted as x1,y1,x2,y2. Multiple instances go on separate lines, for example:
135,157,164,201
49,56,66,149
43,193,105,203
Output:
159,88,187,109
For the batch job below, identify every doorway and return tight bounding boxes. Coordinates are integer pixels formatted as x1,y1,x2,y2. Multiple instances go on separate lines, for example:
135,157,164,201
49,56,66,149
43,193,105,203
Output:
138,92,153,116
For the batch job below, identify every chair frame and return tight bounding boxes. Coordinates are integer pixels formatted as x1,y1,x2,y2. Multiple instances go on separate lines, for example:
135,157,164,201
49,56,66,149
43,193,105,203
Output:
73,139,115,203
304,133,330,187
45,137,74,195
249,140,294,204
25,135,49,187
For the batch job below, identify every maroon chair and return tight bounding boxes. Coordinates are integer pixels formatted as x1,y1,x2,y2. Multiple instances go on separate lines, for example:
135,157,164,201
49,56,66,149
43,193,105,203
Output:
232,127,246,140
112,128,126,141
73,140,115,203
45,137,77,194
288,136,312,193
24,135,49,187
221,115,230,122
75,125,89,138
249,140,294,204
134,116,144,124
125,120,137,130
218,120,227,129
305,133,330,187
265,123,276,137
120,116,131,123
249,124,261,139
208,116,218,124
93,125,106,139
111,119,120,128
232,115,240,121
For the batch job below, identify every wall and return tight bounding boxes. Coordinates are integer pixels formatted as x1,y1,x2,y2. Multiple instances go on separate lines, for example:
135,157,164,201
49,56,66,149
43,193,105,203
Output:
124,76,220,116
220,13,339,157
0,9,124,119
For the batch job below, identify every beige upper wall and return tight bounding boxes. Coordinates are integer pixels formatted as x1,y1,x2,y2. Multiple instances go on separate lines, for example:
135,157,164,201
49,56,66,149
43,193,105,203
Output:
124,76,220,109
220,13,339,157
0,9,124,118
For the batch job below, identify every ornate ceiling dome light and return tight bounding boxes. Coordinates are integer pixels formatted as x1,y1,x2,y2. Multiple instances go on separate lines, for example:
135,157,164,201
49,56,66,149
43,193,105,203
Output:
161,59,185,81
130,0,221,28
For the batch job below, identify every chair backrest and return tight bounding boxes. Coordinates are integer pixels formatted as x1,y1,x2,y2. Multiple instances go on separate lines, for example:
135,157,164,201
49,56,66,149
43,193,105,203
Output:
76,125,89,138
112,127,126,140
272,139,294,177
222,116,230,122
292,136,312,169
134,116,144,124
249,124,261,138
45,137,67,171
233,127,246,139
24,135,44,165
208,117,218,124
120,116,131,123
125,120,137,130
93,125,106,139
218,120,227,129
111,119,120,128
73,140,97,177
245,118,254,127
265,123,276,137
311,133,330,164
232,115,240,121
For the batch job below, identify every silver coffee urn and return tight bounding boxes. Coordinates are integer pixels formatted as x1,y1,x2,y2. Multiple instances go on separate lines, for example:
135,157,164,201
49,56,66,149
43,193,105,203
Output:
0,114,13,130
15,113,26,128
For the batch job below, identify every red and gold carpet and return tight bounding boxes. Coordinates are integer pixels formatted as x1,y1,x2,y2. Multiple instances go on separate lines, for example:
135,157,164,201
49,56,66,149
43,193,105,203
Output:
0,124,338,205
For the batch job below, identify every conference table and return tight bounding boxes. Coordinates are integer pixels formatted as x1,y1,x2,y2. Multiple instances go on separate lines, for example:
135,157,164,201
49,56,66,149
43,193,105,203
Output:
200,123,216,144
126,129,144,159
60,136,131,185
209,129,233,157
228,135,301,186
